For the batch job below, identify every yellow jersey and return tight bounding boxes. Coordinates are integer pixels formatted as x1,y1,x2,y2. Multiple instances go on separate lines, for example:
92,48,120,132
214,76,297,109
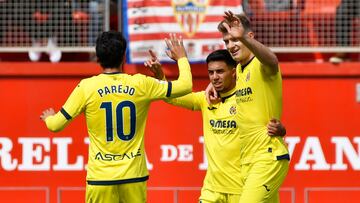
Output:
235,57,289,164
167,87,242,194
45,58,192,185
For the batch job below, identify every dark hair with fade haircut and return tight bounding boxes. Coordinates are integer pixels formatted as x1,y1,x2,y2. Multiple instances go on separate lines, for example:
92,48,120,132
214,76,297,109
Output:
206,49,237,69
217,14,252,34
96,31,127,69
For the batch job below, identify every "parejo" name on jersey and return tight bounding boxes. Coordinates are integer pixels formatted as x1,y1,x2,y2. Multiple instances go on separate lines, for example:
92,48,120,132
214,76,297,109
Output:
97,85,135,97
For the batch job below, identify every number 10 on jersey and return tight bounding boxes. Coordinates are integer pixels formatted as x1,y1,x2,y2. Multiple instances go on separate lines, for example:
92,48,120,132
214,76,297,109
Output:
100,101,136,142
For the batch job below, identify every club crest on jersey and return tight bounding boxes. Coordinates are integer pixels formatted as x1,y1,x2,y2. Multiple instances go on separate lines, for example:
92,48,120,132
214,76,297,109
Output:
245,71,250,82
229,105,236,115
172,0,208,37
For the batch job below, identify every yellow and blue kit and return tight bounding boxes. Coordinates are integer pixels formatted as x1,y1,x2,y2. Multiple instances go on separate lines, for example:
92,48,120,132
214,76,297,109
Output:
44,58,192,186
167,86,243,201
236,56,289,202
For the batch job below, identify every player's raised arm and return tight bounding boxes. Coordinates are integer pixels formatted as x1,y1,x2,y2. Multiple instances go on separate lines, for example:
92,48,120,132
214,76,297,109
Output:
145,48,201,110
144,50,165,80
163,33,192,97
221,11,279,75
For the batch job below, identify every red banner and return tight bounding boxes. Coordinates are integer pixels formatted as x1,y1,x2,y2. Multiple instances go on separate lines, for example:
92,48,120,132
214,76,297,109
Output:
1,62,360,203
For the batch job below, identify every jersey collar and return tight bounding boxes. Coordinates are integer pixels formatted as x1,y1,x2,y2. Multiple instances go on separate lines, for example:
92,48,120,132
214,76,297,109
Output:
103,72,122,74
219,86,237,103
241,56,255,72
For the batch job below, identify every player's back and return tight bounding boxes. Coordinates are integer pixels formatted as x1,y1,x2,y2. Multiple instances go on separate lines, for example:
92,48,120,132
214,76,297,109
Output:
78,72,170,182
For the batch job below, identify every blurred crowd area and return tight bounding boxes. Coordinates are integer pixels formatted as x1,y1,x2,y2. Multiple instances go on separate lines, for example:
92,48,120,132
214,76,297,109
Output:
0,0,358,63
0,0,117,62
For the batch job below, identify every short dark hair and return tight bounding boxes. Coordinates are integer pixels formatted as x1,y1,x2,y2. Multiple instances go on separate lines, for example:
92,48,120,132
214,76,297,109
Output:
96,31,127,69
206,49,237,68
218,14,252,34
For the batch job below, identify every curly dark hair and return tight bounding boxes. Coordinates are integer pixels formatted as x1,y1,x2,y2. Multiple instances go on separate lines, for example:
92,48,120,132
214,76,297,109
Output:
206,49,237,69
96,31,127,69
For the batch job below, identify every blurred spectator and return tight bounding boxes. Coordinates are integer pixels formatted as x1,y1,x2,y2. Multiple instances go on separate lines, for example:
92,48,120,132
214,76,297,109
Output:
26,1,74,63
263,0,292,11
242,0,293,16
330,0,359,63
88,0,102,46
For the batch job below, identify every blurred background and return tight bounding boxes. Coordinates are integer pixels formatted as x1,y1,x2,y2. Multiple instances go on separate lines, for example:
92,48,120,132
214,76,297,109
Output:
0,0,359,203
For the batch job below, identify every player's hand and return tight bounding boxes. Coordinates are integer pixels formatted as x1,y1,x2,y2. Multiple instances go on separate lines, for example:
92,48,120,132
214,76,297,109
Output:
205,83,221,105
40,108,55,121
165,33,186,61
267,118,286,137
144,50,165,80
222,10,245,39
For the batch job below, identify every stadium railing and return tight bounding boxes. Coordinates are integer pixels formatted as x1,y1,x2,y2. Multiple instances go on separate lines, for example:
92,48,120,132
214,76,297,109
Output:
0,0,111,53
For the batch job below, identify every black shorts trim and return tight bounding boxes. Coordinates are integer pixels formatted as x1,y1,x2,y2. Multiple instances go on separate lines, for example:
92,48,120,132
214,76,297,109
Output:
87,176,149,185
276,154,290,161
60,108,72,120
166,82,172,97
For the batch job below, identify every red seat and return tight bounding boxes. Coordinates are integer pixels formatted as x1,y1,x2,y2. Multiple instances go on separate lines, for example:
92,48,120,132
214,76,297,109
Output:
248,0,301,46
72,11,89,24
300,0,341,47
33,11,49,23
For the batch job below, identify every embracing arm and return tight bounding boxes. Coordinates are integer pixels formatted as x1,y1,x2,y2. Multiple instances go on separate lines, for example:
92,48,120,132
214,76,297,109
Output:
267,118,286,137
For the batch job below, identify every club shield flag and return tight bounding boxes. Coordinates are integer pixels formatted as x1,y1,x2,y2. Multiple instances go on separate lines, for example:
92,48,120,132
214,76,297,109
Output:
172,0,208,38
124,0,243,63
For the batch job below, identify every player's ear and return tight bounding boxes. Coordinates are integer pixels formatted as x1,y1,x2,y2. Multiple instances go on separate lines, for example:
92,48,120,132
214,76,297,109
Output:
247,31,254,39
231,67,236,77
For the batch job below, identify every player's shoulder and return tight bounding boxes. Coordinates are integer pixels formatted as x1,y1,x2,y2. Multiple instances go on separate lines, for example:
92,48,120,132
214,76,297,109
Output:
132,73,166,84
78,75,101,85
194,90,206,98
193,91,207,105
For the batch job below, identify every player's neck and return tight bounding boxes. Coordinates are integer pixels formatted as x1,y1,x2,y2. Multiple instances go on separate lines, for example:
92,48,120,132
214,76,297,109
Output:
103,67,122,74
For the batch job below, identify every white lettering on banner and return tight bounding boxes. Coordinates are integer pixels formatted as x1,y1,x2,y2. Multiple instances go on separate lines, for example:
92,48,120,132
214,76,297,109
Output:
284,136,300,157
160,145,178,161
1,136,360,171
177,145,193,161
84,137,89,170
331,137,360,170
198,136,208,170
160,144,193,162
53,138,84,171
18,137,51,171
146,154,153,170
0,137,18,171
294,136,331,170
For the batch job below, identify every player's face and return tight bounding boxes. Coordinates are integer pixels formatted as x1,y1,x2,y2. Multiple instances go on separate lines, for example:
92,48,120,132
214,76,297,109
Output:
208,61,236,93
222,32,252,65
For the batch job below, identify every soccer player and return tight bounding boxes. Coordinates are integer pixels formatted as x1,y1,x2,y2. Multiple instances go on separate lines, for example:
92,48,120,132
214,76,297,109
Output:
40,31,192,203
145,49,286,203
206,11,290,202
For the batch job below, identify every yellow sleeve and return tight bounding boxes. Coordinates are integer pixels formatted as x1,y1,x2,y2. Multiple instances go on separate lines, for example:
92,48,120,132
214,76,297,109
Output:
165,91,203,111
44,112,69,132
169,57,193,97
143,57,192,100
45,81,86,132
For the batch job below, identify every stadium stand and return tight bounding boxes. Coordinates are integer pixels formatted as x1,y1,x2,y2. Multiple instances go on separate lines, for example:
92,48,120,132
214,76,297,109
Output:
0,0,358,62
